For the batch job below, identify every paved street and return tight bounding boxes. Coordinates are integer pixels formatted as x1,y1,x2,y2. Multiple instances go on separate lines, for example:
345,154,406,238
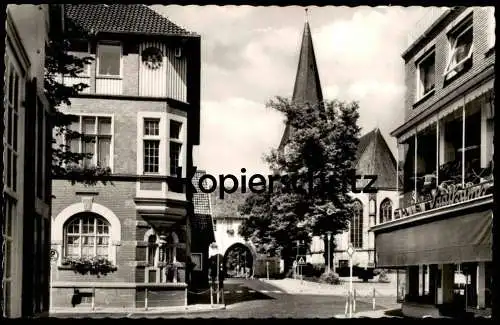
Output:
51,278,399,318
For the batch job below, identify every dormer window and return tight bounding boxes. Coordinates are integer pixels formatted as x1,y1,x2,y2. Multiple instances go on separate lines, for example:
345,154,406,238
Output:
416,50,435,100
97,42,122,77
444,15,473,80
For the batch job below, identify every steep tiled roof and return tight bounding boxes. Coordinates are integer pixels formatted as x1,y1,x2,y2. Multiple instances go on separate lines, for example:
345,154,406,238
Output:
210,190,250,220
355,128,401,189
191,170,215,243
64,4,197,36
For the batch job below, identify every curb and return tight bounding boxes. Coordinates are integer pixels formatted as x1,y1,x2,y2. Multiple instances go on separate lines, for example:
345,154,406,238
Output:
49,304,226,316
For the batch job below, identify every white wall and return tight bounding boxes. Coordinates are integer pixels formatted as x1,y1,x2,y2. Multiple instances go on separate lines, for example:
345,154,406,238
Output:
307,189,399,268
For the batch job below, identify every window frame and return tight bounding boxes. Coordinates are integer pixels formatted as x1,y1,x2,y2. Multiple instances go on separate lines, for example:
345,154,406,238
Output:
443,16,474,80
136,112,167,198
65,113,114,171
379,198,393,224
143,118,161,174
144,230,180,284
63,213,111,259
96,41,123,78
168,116,186,178
350,200,363,249
416,49,436,100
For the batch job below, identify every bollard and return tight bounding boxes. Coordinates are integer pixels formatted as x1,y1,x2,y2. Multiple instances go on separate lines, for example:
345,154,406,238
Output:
221,287,225,306
92,287,96,311
372,288,376,311
353,289,356,313
210,285,213,306
184,288,188,309
144,288,148,311
216,283,220,304
344,293,349,317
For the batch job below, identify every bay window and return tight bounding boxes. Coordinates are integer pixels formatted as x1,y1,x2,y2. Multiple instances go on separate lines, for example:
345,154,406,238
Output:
169,119,183,177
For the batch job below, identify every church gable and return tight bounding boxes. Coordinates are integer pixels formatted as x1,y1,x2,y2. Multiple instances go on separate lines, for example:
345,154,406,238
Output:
355,128,399,190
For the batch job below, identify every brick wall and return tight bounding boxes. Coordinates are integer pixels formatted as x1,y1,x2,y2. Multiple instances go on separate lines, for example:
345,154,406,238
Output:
51,288,136,309
51,180,137,283
403,7,495,123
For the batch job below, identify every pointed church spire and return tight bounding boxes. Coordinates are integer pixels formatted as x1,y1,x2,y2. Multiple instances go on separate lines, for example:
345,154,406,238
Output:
292,13,323,106
279,14,324,150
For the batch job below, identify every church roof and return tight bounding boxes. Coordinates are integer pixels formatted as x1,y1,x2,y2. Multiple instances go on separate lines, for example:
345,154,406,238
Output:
355,128,400,190
279,19,324,149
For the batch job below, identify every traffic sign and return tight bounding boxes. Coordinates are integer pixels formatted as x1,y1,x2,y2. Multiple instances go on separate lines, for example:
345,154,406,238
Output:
296,255,306,265
347,243,355,257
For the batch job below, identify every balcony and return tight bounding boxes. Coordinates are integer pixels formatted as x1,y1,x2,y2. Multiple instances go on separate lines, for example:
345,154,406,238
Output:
391,89,494,221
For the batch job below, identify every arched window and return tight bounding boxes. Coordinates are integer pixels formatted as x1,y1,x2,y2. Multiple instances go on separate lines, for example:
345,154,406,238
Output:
64,213,110,259
379,199,393,223
350,200,363,249
147,234,157,266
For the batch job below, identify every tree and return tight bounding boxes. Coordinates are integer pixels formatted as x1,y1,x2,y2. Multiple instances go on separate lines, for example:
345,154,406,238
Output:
46,12,111,185
239,97,361,273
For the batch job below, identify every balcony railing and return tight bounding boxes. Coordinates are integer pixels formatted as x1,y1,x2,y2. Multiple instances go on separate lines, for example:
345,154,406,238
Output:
394,178,493,220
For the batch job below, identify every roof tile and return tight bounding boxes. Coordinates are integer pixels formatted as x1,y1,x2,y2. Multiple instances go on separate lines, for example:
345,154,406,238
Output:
65,4,196,36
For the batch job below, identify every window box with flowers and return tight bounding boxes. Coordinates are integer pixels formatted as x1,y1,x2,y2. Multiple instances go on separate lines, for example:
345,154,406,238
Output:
62,256,117,277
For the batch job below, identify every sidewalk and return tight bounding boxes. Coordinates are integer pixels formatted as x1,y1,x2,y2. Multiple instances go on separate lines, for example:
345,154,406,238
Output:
334,309,403,318
49,304,226,316
262,277,397,297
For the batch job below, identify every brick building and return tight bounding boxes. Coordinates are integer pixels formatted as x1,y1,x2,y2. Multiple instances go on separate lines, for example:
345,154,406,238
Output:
49,4,206,310
371,7,494,318
2,4,56,318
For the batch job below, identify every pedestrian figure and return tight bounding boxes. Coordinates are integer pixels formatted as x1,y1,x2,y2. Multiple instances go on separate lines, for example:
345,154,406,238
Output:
71,289,81,307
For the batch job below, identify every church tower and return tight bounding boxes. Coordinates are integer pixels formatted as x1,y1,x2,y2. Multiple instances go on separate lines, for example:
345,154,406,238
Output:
279,9,324,151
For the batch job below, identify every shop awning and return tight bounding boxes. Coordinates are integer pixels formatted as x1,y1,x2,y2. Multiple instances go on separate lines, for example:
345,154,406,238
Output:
375,209,492,267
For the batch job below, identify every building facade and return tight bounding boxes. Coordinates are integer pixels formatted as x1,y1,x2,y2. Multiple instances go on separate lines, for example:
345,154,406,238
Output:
2,4,55,318
209,191,260,276
308,128,400,280
371,7,494,318
49,4,204,310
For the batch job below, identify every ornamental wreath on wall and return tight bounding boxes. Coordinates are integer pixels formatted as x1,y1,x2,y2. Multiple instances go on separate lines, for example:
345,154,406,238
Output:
141,46,163,70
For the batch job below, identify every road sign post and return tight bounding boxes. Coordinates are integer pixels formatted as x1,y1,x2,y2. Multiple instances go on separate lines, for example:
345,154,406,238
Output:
296,255,306,284
347,243,355,318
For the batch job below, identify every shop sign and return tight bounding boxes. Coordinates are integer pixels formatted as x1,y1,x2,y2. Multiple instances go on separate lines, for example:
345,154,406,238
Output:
394,180,494,219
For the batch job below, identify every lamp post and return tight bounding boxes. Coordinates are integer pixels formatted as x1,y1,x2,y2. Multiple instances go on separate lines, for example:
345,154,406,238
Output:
326,231,332,272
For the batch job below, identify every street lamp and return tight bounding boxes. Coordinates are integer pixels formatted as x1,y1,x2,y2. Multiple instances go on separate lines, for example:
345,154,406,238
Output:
326,231,332,272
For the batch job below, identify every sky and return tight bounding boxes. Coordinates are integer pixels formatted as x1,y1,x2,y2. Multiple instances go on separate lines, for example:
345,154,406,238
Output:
152,5,442,177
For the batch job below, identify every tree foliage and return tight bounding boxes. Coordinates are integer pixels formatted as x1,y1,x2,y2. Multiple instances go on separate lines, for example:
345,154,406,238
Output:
45,15,111,185
238,97,361,272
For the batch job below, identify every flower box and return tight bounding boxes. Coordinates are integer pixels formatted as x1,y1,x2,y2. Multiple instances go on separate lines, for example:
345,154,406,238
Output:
62,256,117,277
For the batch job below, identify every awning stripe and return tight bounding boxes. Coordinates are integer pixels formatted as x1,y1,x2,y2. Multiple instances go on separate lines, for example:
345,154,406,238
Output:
375,209,492,267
